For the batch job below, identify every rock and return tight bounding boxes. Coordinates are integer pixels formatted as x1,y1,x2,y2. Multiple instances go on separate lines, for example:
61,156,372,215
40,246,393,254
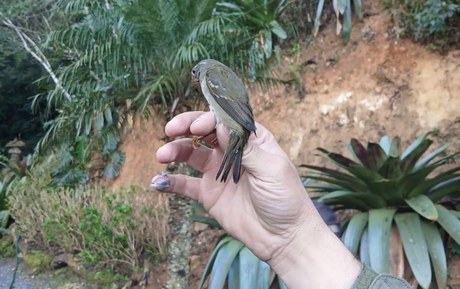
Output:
51,253,70,270
193,223,208,233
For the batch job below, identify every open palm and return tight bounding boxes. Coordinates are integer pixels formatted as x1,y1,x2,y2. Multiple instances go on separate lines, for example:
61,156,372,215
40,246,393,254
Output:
155,111,318,260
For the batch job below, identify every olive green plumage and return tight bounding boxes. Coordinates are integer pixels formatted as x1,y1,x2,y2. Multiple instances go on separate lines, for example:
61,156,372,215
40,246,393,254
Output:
191,59,256,183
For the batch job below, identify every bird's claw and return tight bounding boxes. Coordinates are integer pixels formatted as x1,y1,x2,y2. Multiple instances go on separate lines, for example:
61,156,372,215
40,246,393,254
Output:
192,134,218,149
192,136,204,149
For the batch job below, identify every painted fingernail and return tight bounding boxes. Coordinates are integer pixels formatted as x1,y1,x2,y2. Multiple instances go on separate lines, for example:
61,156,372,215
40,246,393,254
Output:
150,171,170,190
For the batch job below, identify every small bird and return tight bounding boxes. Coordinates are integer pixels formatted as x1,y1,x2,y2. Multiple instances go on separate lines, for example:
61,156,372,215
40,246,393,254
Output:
191,59,256,183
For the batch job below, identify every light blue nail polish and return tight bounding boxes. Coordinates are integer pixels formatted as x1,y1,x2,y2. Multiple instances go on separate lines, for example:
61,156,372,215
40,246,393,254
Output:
150,171,170,190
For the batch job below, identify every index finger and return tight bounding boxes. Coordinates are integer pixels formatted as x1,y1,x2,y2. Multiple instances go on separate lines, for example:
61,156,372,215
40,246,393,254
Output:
165,111,216,137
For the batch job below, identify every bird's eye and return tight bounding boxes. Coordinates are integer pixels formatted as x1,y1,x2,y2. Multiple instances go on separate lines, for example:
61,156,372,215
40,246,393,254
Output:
192,69,196,76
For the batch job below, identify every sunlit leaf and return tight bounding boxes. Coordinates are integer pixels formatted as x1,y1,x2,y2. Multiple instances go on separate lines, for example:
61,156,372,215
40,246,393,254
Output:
394,213,431,289
436,205,460,244
208,239,244,289
342,212,368,255
256,261,271,289
405,195,438,221
199,236,233,289
368,208,396,273
359,228,370,266
421,221,447,289
238,247,259,289
414,144,449,170
269,20,286,39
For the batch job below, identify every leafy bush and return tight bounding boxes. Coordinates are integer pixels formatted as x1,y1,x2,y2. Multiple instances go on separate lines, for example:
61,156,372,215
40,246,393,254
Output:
414,0,458,38
9,183,169,272
386,0,460,48
302,133,460,289
2,0,291,183
212,0,290,80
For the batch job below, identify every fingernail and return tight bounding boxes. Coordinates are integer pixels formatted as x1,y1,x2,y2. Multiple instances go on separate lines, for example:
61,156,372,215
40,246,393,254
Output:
150,171,170,190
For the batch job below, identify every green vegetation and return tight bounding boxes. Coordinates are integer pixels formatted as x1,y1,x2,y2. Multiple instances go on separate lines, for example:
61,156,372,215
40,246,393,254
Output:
313,0,363,44
386,0,460,49
22,250,53,273
199,235,286,289
0,234,14,257
302,133,460,289
0,0,292,186
9,175,169,276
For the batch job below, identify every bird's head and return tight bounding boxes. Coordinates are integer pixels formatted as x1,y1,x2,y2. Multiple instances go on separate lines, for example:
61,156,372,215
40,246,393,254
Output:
191,60,206,82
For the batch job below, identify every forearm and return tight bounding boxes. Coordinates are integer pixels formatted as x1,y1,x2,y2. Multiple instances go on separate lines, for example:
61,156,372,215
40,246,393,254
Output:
269,214,361,289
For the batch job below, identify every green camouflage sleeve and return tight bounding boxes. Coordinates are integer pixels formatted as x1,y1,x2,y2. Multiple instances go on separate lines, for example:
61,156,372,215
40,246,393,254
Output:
352,265,412,289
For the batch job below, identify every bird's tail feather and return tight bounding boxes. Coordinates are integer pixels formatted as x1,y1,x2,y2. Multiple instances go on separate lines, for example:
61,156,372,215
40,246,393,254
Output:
216,131,246,183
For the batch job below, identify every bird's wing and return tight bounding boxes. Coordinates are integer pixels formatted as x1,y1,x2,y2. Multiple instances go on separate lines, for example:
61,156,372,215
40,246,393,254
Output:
204,65,256,132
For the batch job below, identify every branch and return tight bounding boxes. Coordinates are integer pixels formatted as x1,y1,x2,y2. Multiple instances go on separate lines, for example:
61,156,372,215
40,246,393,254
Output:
1,17,73,102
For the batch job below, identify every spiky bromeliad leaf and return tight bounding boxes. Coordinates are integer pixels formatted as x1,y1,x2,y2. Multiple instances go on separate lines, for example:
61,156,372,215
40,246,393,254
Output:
359,227,371,266
342,0,352,44
414,143,449,171
199,236,244,289
368,208,396,273
399,156,447,184
421,221,447,289
305,173,366,192
342,212,369,255
400,138,433,173
301,164,367,190
404,195,438,221
256,261,271,289
317,148,387,191
428,176,460,202
366,142,388,171
312,0,325,37
235,247,259,289
319,190,385,210
269,20,286,39
227,253,241,289
394,213,432,289
407,167,460,202
436,205,460,245
212,238,272,289
199,236,232,289
348,138,369,166
353,0,363,19
377,156,402,180
317,148,358,168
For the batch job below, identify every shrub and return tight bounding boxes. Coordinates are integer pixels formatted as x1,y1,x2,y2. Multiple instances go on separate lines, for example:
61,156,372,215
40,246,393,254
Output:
386,0,460,49
9,183,168,273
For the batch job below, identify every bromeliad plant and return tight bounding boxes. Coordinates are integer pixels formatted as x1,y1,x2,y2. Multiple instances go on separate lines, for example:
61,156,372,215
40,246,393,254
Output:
193,202,287,289
198,235,287,289
302,133,460,289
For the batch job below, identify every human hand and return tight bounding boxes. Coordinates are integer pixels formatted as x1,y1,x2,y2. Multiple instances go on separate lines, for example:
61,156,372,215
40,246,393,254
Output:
153,111,318,260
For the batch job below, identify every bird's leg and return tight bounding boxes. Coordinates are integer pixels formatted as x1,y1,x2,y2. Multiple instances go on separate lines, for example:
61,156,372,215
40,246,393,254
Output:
192,130,218,149
192,136,204,149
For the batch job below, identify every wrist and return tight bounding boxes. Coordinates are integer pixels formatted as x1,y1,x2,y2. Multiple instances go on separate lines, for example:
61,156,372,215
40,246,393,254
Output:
268,209,361,289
